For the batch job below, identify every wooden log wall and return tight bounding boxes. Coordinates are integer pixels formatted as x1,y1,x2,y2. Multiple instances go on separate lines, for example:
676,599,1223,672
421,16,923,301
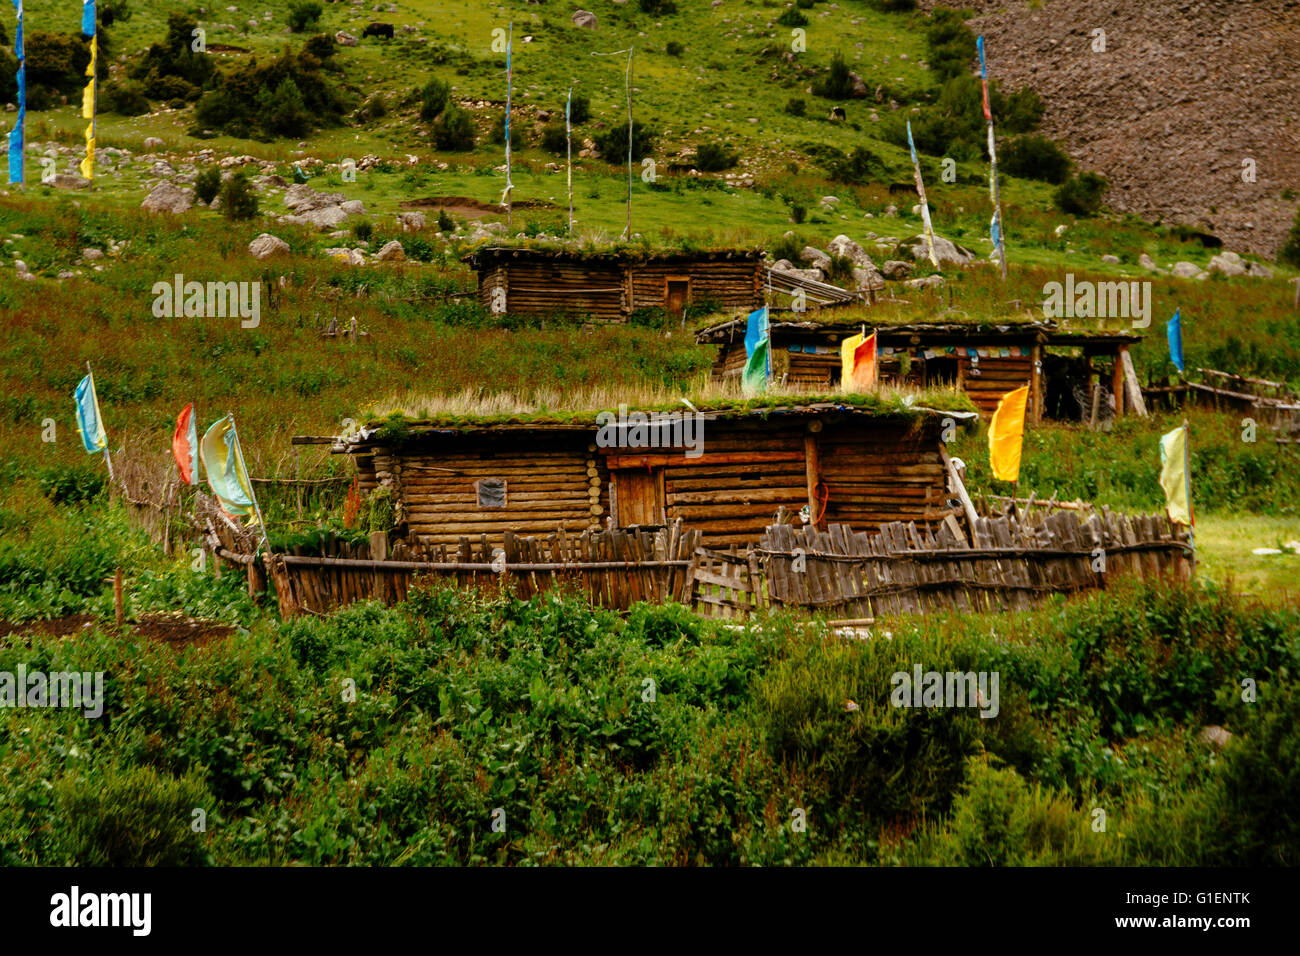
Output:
817,419,952,530
628,261,762,314
959,347,1035,417
484,260,626,321
390,434,608,548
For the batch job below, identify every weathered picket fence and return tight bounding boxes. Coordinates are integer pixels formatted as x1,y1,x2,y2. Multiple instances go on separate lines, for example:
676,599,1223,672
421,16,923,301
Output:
264,521,702,618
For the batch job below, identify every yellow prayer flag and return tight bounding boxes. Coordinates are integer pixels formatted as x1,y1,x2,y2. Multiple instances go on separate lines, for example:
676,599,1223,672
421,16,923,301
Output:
988,384,1029,482
82,80,94,119
1159,424,1193,526
840,331,877,392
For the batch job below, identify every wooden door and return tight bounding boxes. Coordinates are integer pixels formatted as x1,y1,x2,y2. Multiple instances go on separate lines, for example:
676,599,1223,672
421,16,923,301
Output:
613,469,664,527
666,279,689,316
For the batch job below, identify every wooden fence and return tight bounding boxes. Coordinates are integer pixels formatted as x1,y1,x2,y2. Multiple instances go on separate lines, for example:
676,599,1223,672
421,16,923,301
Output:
753,509,1192,617
264,521,701,618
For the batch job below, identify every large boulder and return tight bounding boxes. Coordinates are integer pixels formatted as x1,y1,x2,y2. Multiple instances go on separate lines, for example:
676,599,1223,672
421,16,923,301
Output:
1138,252,1164,273
771,258,824,283
801,246,831,271
284,183,348,213
1206,251,1248,277
827,234,884,288
290,205,350,230
572,10,597,28
49,174,91,190
902,233,974,267
375,240,406,262
1171,261,1202,278
141,181,194,214
340,199,367,217
880,260,913,281
1247,260,1274,278
335,31,358,46
248,233,290,260
397,211,426,232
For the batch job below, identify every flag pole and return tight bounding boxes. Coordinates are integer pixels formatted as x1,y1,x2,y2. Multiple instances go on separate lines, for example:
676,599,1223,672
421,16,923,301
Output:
565,83,574,233
623,45,634,239
229,412,270,556
978,36,1008,281
1184,416,1195,574
503,21,513,232
87,361,114,483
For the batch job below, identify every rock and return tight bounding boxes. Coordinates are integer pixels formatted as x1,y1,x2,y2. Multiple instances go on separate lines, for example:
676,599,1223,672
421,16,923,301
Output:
851,267,884,290
57,271,77,279
289,205,349,230
141,181,194,214
397,211,426,232
248,233,290,260
48,174,91,190
1053,224,1068,237
1138,252,1161,272
847,71,868,98
1101,254,1120,264
1171,261,1202,278
1199,725,1232,749
375,240,405,262
904,233,974,267
143,136,165,149
771,259,824,283
801,246,831,270
14,259,27,274
1207,251,1247,277
284,183,347,212
1247,260,1273,278
571,9,597,28
884,204,898,217
880,260,913,280
151,160,175,177
340,199,366,216
827,234,885,288
903,274,944,290
82,248,104,260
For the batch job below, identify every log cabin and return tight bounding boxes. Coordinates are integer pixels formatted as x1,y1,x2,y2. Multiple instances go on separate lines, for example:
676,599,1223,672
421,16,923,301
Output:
462,245,765,322
695,317,1143,421
333,399,976,550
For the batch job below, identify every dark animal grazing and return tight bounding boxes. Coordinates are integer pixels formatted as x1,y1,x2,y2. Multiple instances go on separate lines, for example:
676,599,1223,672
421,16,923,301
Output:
362,22,394,39
888,181,919,196
829,107,846,122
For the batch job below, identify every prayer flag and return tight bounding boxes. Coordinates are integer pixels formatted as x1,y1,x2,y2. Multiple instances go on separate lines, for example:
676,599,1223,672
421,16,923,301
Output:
74,371,107,454
906,121,939,268
1167,308,1184,373
840,331,877,391
988,385,1029,482
8,0,25,185
172,402,199,486
201,415,257,524
1159,424,1193,526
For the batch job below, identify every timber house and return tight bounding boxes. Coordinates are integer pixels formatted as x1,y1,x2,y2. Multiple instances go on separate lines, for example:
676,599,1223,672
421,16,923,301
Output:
337,399,975,550
695,317,1143,421
463,245,765,322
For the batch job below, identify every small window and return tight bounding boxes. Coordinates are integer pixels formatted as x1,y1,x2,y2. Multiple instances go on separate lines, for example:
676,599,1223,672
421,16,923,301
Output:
476,478,507,508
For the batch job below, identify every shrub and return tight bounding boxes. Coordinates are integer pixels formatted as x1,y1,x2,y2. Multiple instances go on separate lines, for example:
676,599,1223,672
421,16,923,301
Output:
541,122,568,155
594,121,657,163
566,93,591,125
1279,205,1300,268
357,92,387,122
54,765,211,866
871,0,916,9
694,141,739,172
304,33,336,61
1213,686,1300,865
1000,134,1072,184
769,232,804,263
195,167,222,205
639,0,678,13
777,8,808,27
101,80,150,116
256,77,312,138
812,51,855,100
1000,86,1046,134
24,32,92,109
192,46,350,139
825,253,854,285
219,170,259,221
353,220,373,242
925,7,977,82
37,463,105,505
437,208,454,232
419,77,450,120
784,97,806,117
287,0,323,33
489,113,523,150
128,13,212,101
1054,172,1108,217
665,40,684,57
789,202,807,224
432,104,476,151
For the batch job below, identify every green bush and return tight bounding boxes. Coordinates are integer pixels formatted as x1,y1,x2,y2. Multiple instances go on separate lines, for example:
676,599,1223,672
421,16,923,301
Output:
769,232,804,264
665,40,684,57
357,92,387,123
777,8,808,27
437,208,455,232
192,45,350,139
353,220,373,242
219,170,259,221
694,142,739,172
784,97,806,117
304,33,336,61
287,0,323,33
594,121,657,163
256,77,312,138
812,51,855,100
1279,205,1300,268
1000,134,1072,184
195,167,222,205
1214,685,1300,865
24,31,92,110
1054,172,1108,217
925,7,976,83
489,112,523,150
419,77,450,120
541,122,568,155
432,104,476,151
101,80,151,116
37,464,105,505
639,0,678,13
54,765,211,866
566,93,591,125
128,13,212,102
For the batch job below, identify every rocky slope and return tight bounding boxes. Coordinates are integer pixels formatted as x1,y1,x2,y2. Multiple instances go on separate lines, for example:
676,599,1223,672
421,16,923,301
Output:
920,0,1300,257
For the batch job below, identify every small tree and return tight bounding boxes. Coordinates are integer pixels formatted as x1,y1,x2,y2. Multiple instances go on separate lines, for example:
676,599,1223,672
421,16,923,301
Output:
220,170,259,221
287,0,323,33
695,142,739,172
195,167,222,204
419,78,450,120
437,208,454,232
566,93,590,125
812,51,855,100
432,104,475,151
1053,172,1107,217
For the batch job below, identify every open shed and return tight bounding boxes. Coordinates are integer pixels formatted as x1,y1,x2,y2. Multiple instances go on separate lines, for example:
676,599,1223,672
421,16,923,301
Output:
462,244,765,322
333,398,974,550
695,316,1143,421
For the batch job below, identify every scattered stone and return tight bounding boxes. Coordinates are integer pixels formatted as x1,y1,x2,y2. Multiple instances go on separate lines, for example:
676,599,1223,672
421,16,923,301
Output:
82,248,104,261
48,174,91,190
1199,725,1232,749
1171,261,1202,278
141,181,194,214
397,211,426,232
801,246,831,270
14,260,27,274
571,9,597,29
902,274,945,290
1247,260,1273,278
1138,252,1162,272
904,233,974,268
880,259,913,280
142,136,165,149
1101,254,1120,264
1206,250,1248,277
771,258,824,283
248,233,290,260
339,199,366,216
375,240,405,262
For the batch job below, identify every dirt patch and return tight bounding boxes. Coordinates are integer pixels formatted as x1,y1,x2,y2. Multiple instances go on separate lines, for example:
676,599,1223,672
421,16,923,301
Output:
399,195,555,220
0,613,235,649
